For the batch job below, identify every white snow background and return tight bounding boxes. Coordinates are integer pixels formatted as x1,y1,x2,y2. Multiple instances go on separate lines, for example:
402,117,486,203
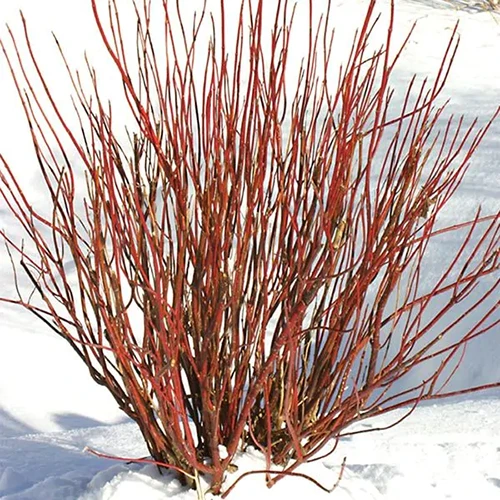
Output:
0,0,499,498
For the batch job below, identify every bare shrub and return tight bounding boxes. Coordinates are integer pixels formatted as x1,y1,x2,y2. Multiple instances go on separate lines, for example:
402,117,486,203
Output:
0,0,498,495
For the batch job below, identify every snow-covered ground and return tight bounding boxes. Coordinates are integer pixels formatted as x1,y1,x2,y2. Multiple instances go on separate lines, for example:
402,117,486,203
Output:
2,397,500,500
0,0,499,498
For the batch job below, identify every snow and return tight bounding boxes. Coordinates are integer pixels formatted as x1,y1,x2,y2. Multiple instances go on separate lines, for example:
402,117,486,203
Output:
1,399,500,499
0,0,499,498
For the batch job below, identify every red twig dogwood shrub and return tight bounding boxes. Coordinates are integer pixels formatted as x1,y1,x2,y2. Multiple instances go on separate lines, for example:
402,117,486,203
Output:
1,0,499,495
